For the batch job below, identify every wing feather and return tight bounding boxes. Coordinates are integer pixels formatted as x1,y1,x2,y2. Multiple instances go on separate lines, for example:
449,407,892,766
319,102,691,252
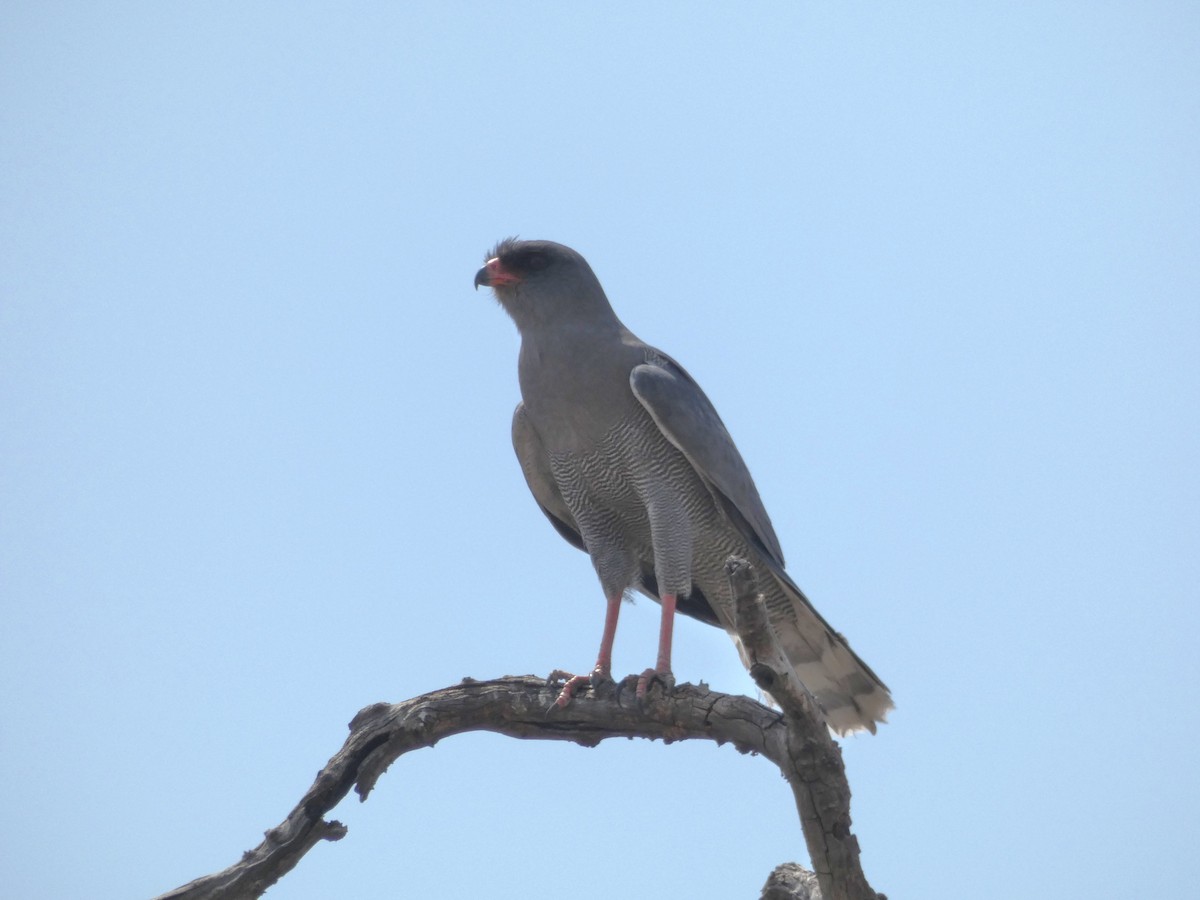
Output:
629,357,786,568
511,402,586,551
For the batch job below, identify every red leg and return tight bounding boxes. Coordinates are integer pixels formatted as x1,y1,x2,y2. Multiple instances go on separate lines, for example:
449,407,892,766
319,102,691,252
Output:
551,594,622,707
595,592,621,674
637,591,677,699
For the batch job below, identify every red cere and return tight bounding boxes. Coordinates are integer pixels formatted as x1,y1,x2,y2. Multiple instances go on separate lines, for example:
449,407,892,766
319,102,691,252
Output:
486,258,522,286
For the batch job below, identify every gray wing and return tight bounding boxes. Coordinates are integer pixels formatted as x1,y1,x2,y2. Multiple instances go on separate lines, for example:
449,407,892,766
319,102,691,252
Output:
629,357,786,568
511,402,586,552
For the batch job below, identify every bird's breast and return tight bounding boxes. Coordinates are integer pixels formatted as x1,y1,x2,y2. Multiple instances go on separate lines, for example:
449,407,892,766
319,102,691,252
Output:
518,346,643,454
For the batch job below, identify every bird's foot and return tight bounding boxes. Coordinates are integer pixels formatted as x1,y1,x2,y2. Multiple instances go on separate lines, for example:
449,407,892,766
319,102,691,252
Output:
635,667,676,701
547,666,613,707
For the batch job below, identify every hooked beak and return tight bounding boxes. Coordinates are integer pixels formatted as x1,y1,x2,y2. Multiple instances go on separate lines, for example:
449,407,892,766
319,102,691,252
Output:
474,257,519,290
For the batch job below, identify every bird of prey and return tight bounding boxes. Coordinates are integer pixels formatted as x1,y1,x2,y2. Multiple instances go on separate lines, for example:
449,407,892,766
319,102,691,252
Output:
475,238,892,734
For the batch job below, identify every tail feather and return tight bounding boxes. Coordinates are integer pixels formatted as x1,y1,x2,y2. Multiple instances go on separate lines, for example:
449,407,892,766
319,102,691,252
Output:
752,565,893,736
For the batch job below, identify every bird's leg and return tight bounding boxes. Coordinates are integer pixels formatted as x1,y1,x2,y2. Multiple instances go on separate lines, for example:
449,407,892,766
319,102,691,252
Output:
636,591,677,699
550,594,621,707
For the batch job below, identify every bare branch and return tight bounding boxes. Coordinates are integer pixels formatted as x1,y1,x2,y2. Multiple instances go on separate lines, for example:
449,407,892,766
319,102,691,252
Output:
728,558,883,900
155,561,883,900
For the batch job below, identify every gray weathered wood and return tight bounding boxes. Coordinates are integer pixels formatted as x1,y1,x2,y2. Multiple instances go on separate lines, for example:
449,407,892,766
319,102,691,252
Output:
728,558,883,900
761,862,824,900
154,561,883,899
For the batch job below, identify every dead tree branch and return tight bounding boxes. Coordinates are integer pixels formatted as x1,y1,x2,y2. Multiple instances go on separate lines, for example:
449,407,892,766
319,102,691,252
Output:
155,561,882,900
727,558,881,900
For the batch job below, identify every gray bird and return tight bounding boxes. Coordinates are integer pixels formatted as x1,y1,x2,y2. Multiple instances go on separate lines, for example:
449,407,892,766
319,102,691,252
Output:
475,238,892,734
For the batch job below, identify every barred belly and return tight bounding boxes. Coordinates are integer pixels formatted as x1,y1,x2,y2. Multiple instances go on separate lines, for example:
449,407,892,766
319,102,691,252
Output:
549,411,736,611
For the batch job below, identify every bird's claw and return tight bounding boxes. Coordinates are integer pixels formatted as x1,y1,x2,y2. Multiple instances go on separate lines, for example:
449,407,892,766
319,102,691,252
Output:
547,666,613,708
635,668,675,701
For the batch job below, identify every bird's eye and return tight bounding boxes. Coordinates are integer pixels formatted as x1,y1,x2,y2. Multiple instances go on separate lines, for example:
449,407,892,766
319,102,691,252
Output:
525,252,549,271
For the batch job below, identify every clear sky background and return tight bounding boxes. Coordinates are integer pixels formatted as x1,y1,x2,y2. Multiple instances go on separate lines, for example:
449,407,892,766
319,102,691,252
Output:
2,4,1197,899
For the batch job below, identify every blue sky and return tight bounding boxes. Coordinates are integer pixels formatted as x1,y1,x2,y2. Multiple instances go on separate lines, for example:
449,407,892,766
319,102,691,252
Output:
2,4,1197,898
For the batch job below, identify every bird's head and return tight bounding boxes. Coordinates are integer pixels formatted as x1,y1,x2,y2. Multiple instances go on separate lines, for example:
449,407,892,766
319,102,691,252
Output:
475,238,615,332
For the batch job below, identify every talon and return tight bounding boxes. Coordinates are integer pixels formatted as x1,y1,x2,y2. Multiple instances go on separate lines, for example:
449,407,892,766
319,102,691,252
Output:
636,668,675,700
554,674,591,707
548,665,613,707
